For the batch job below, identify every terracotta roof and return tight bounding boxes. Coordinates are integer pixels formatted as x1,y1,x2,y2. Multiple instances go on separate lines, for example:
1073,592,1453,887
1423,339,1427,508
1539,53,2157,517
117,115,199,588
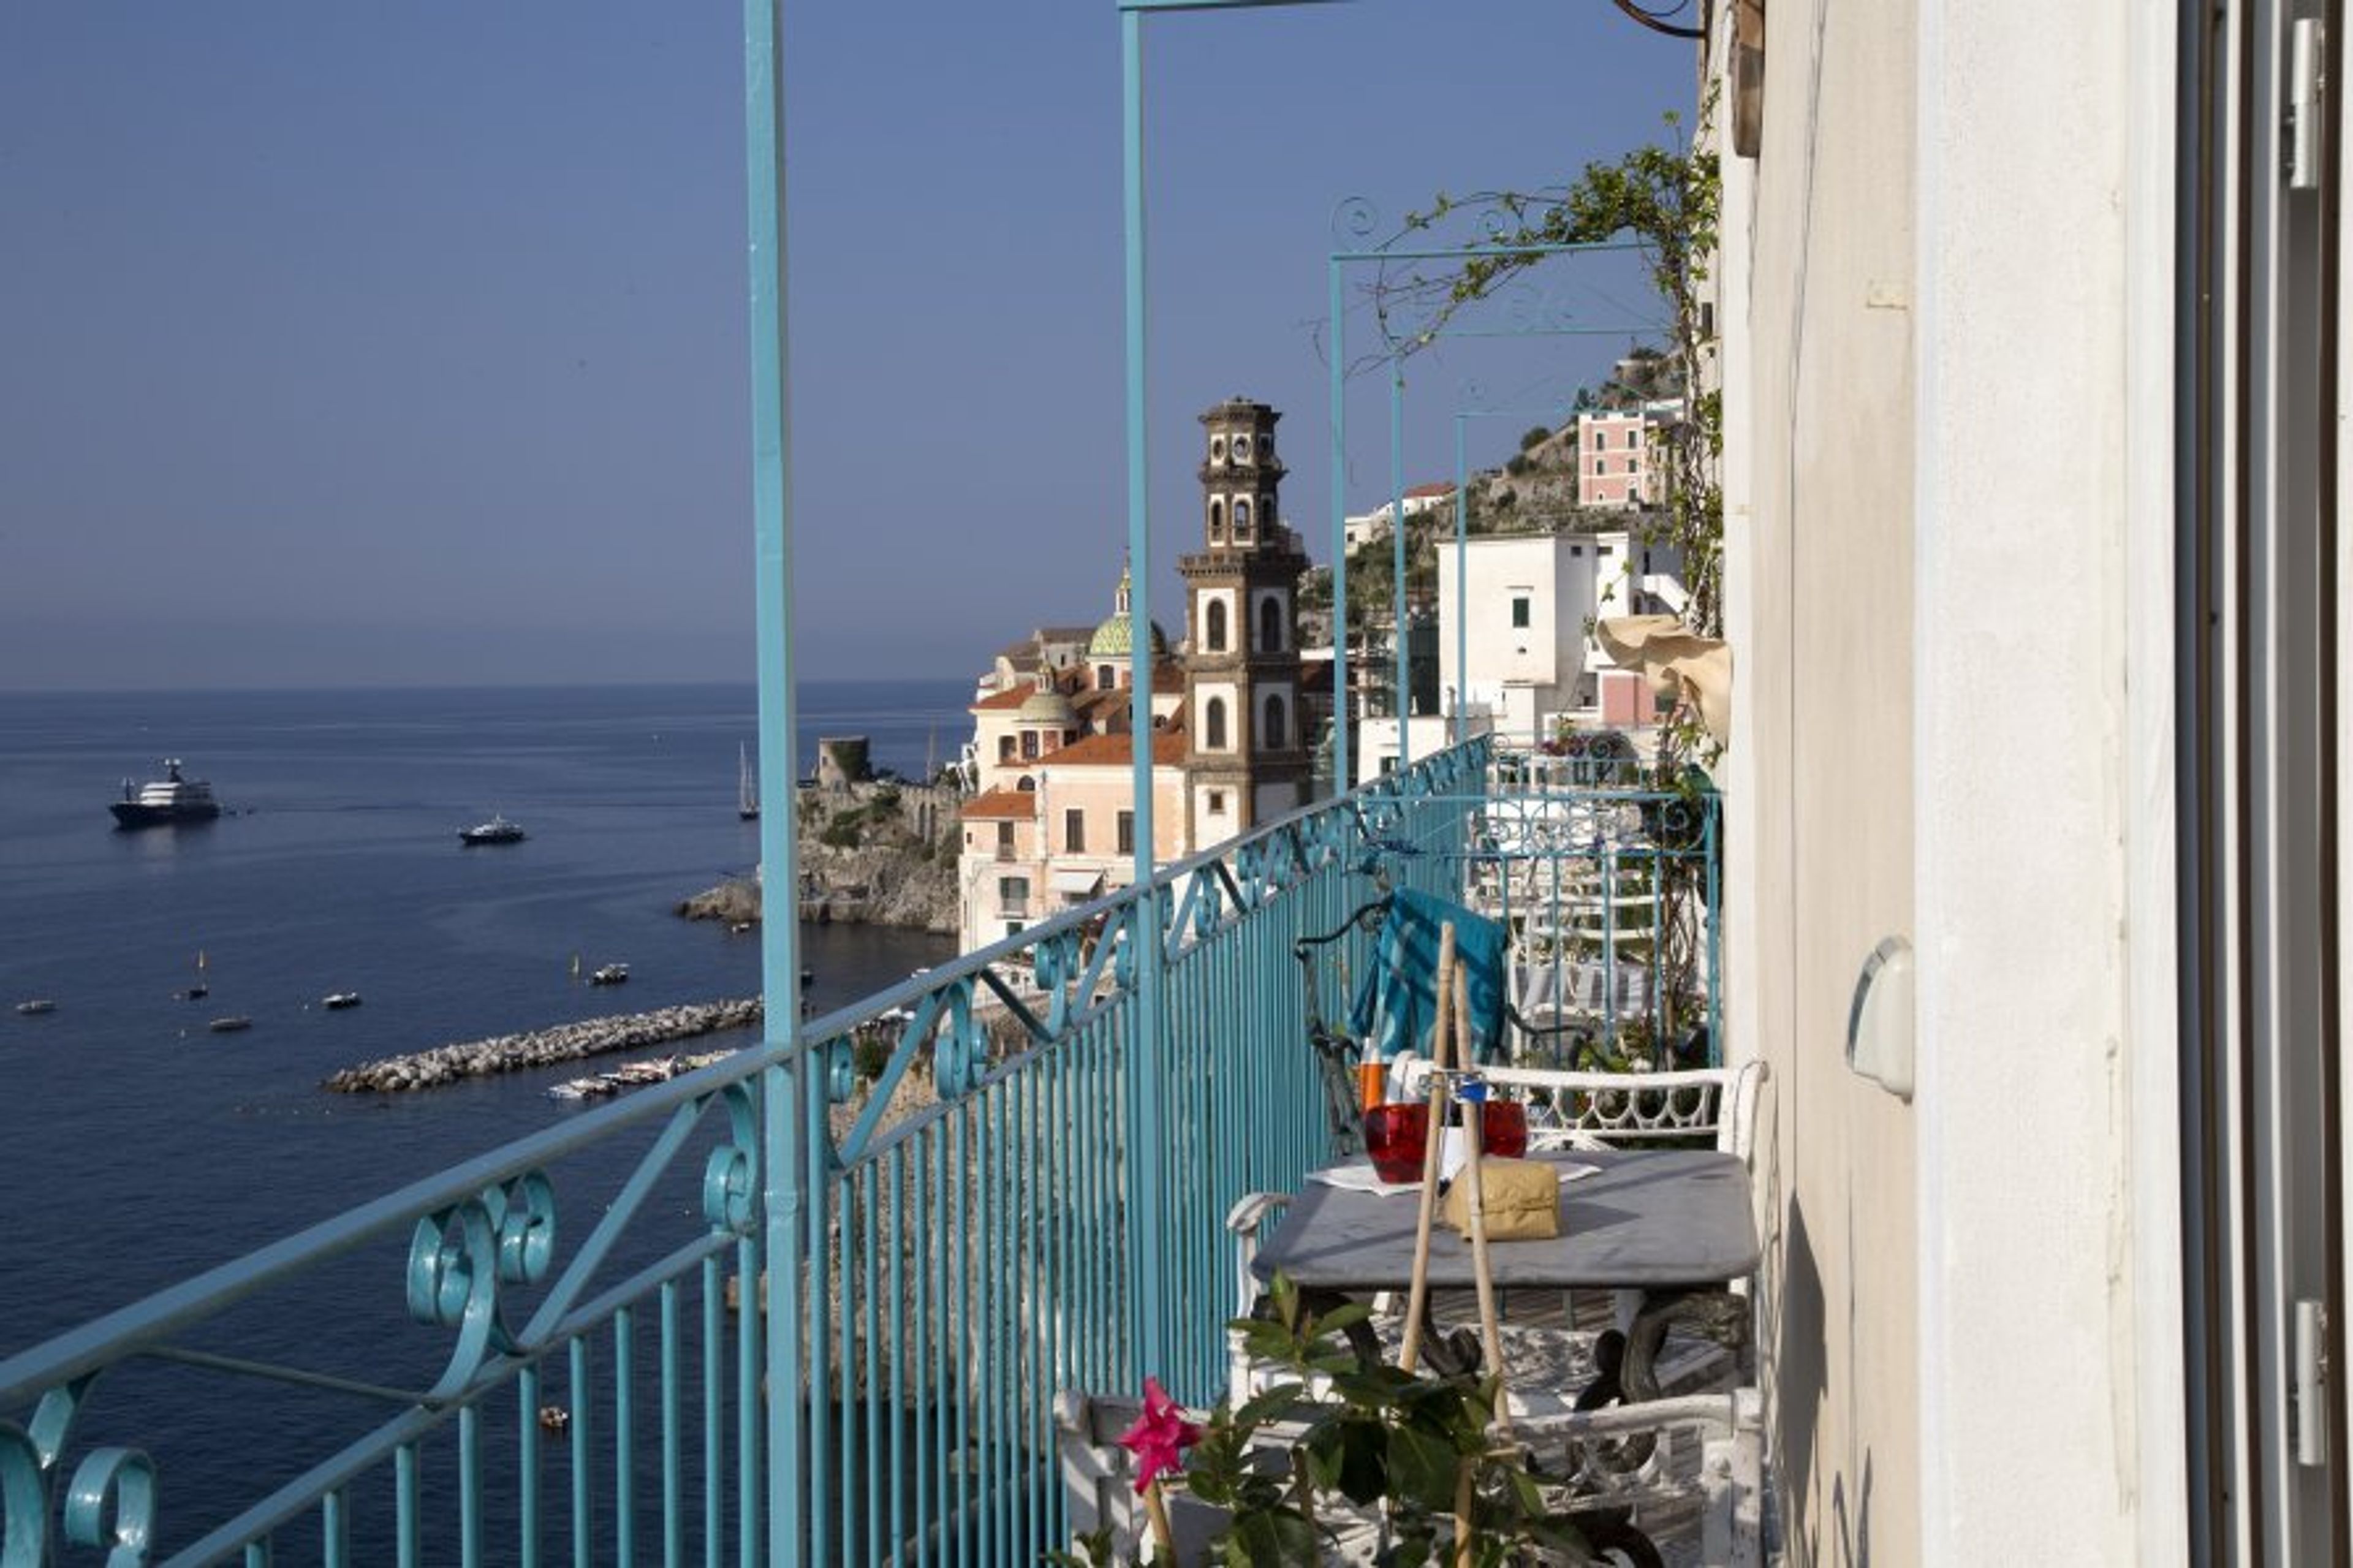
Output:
1405,482,1455,499
960,788,1037,819
972,686,1033,712
1042,729,1189,768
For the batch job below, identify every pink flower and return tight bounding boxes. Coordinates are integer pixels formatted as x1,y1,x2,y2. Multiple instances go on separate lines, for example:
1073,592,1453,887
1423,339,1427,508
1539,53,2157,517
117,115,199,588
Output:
1116,1377,1203,1494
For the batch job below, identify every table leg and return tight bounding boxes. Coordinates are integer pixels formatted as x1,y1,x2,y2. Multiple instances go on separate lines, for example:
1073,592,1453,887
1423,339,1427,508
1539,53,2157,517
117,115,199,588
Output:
1572,1287,1748,1477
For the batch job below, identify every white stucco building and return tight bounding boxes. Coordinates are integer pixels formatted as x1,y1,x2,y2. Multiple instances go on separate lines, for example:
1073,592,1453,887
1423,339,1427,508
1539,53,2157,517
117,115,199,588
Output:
1342,481,1456,552
1428,529,1686,751
1698,0,2347,1559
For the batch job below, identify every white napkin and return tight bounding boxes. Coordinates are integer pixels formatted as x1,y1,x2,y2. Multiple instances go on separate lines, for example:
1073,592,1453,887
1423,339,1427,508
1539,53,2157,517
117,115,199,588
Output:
1307,1159,1601,1197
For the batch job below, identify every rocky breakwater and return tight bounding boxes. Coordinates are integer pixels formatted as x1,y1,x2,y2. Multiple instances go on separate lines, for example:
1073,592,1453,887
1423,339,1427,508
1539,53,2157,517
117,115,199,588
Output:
324,999,763,1094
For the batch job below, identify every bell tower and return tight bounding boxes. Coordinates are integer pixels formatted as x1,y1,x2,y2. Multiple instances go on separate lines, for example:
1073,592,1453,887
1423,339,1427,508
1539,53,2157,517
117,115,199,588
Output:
1181,396,1309,841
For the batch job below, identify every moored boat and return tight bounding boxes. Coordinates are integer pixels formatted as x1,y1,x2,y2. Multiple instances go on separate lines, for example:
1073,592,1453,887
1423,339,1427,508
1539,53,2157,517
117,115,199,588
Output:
588,963,629,987
460,814,527,846
15,999,57,1016
208,1016,252,1034
738,743,760,820
110,760,222,828
322,992,362,1010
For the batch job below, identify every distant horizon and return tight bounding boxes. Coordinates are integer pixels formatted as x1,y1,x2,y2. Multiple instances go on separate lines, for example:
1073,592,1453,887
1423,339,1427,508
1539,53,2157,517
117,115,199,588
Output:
0,671,982,697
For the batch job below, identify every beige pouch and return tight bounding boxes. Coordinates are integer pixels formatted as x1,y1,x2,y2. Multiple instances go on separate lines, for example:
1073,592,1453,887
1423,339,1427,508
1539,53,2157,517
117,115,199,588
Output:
1441,1157,1560,1241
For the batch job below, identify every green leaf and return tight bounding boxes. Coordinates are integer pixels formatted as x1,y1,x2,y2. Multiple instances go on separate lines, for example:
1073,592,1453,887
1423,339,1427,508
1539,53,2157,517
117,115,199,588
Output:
1218,1509,1319,1566
1313,1301,1372,1335
1385,1423,1462,1513
1330,1417,1390,1506
1233,1384,1311,1430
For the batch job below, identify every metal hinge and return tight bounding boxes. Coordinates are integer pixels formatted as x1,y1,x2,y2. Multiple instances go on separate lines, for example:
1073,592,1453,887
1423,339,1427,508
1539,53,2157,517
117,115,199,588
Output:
2286,18,2325,191
2291,1298,2330,1468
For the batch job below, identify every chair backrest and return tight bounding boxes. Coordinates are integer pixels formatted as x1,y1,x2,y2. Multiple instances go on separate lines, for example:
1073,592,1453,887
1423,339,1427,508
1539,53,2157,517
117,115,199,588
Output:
1348,888,1510,1063
1390,1055,1768,1162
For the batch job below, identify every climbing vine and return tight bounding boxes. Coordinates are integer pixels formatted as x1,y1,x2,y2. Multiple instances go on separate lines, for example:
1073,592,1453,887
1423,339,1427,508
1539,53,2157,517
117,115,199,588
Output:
1366,112,1723,646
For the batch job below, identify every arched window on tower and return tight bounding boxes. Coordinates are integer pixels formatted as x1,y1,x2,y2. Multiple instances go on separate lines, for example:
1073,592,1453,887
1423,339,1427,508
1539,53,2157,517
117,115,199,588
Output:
1208,498,1224,542
1205,698,1228,750
1264,694,1287,750
1205,599,1227,653
1232,499,1251,539
1097,664,1116,691
1257,596,1282,653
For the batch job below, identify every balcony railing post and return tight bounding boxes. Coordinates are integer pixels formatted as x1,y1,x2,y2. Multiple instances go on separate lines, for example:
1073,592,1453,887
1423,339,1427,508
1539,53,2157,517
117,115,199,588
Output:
1330,251,1350,784
1117,0,1173,1398
741,0,801,1559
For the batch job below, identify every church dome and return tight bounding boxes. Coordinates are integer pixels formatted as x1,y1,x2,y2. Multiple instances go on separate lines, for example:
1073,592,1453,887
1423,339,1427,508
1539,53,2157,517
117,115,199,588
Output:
1088,562,1169,661
1019,681,1078,725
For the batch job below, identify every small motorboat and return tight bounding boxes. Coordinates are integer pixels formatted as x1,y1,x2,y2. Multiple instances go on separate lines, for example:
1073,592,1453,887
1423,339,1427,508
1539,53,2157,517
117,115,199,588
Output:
175,985,210,1001
460,814,527,846
208,1016,253,1034
322,992,362,1010
588,963,630,987
15,999,57,1016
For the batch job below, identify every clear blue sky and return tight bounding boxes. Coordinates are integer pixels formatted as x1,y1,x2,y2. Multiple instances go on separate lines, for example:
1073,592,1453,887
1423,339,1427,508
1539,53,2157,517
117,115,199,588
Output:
0,2,1694,691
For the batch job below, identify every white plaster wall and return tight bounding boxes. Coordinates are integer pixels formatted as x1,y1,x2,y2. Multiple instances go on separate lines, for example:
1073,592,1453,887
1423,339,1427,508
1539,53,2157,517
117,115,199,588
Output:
1911,1,2146,1557
1718,0,1922,1558
1722,0,2174,1556
1192,782,1232,842
1353,715,1458,786
1436,535,1594,729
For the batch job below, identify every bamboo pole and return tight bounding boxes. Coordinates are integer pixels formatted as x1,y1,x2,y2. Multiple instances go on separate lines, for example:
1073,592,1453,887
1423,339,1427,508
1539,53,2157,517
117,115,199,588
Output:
1455,963,1510,1436
1452,1454,1477,1568
1397,922,1457,1374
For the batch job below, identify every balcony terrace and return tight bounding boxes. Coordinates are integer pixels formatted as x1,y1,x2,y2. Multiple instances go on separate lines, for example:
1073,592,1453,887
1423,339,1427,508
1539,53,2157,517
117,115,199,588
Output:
0,742,1738,1563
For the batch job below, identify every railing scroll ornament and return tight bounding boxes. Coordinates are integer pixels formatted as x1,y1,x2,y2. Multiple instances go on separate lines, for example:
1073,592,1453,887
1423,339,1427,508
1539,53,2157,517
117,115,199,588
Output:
406,1171,556,1401
1,1377,156,1568
702,1082,760,1235
1328,195,1380,245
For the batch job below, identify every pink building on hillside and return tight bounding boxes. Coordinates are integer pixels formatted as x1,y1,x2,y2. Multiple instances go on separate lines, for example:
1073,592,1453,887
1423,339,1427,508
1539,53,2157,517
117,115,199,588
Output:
1577,411,1665,509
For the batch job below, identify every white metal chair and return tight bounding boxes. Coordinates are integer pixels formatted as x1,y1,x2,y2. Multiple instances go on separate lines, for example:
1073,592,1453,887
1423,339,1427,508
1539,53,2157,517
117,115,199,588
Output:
1389,1055,1765,1162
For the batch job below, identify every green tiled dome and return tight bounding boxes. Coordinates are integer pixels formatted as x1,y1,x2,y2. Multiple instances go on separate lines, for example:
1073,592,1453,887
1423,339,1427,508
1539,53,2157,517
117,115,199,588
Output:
1088,563,1168,661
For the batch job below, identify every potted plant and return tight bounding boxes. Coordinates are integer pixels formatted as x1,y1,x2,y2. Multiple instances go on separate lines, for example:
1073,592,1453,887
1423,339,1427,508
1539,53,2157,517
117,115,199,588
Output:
1057,1276,1605,1566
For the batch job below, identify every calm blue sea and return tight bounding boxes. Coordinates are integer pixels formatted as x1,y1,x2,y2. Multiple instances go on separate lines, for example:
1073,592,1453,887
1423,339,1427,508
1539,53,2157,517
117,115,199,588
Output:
0,681,966,1349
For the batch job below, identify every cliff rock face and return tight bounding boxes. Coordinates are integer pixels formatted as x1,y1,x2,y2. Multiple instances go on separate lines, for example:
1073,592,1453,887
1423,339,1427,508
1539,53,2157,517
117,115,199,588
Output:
678,780,961,934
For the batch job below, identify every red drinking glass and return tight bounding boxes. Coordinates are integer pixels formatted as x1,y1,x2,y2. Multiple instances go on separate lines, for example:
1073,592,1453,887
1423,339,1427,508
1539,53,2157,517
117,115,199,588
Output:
1480,1099,1529,1159
1362,1101,1527,1181
1362,1102,1429,1183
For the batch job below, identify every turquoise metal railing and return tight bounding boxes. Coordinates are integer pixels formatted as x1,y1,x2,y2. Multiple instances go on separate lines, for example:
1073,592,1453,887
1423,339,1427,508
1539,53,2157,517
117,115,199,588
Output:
0,740,1506,1567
